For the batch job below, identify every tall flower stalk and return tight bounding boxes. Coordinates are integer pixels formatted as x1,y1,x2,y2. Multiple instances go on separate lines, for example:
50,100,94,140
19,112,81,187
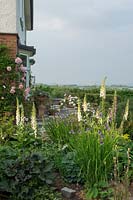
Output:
77,98,82,122
107,91,117,128
100,77,107,100
83,94,87,112
16,98,20,125
123,99,129,121
120,99,129,133
100,77,107,117
112,90,117,122
31,102,37,138
20,103,25,126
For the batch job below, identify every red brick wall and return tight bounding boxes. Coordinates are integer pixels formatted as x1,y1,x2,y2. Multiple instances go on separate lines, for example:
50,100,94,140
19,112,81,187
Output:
0,33,18,58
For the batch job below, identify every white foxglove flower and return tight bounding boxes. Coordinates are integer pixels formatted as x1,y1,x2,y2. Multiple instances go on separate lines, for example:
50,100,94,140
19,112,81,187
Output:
31,102,37,138
100,77,107,99
77,99,82,122
124,99,129,121
83,94,87,112
16,98,20,125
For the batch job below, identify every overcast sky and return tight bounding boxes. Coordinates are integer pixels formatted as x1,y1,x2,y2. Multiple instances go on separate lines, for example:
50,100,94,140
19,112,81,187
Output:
28,0,133,85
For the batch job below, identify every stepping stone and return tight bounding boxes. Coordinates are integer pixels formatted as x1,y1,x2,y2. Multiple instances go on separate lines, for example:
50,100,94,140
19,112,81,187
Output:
61,187,76,199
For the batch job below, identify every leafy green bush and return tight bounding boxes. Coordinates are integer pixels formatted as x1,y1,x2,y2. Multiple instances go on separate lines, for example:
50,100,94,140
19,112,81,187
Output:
0,116,16,143
33,186,62,200
0,148,55,200
55,151,84,184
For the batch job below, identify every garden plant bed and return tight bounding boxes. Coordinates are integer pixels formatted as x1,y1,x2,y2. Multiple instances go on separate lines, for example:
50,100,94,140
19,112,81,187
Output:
0,79,132,200
54,177,133,200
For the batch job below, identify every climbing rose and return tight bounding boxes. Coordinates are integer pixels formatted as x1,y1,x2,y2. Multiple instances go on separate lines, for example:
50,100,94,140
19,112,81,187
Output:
7,66,12,71
21,77,26,82
11,86,16,90
24,87,30,96
15,57,22,64
24,72,27,77
20,65,27,72
19,83,24,90
10,88,15,94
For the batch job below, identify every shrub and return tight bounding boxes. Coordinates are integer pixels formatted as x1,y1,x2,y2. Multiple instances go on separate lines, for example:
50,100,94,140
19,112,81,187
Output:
0,148,55,200
55,151,84,184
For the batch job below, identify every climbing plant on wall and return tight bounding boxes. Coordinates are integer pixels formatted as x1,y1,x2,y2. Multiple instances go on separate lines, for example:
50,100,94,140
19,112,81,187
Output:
0,45,30,116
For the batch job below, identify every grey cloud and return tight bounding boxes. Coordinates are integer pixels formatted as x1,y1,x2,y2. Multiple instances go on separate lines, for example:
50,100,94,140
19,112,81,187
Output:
28,0,133,85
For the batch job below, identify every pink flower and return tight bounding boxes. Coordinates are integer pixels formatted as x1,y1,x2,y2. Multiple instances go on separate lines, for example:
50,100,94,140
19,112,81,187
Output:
10,88,15,94
7,66,12,71
10,86,16,94
19,83,24,90
15,57,22,64
24,72,27,77
11,86,16,90
20,65,27,72
24,87,30,96
21,77,26,82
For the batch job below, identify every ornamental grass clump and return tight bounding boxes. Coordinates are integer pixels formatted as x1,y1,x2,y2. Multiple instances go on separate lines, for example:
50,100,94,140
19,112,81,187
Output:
45,117,77,146
69,127,119,188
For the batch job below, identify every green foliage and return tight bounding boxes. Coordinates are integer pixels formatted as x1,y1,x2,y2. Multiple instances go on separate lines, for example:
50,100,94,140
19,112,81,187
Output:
12,126,42,152
32,186,62,200
0,148,55,200
86,182,113,200
55,151,84,184
43,83,132,194
0,116,16,143
0,45,24,116
116,140,133,180
45,117,78,146
0,81,132,199
34,84,133,137
0,113,57,199
69,130,119,187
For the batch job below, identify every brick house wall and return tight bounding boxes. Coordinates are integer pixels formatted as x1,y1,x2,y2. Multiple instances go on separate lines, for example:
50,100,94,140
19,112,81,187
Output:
0,33,18,58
